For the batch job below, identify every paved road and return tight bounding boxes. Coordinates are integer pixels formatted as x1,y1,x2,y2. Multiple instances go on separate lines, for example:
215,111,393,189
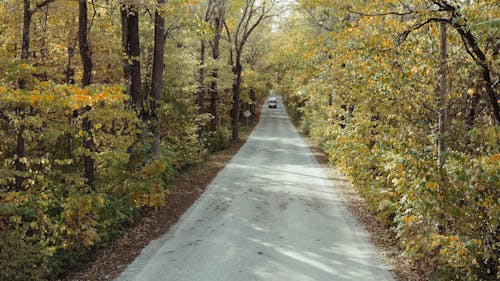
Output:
116,96,394,281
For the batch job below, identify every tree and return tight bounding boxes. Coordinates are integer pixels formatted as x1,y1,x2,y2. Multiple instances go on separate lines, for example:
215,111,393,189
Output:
197,0,226,132
121,2,143,112
197,1,211,117
78,0,95,189
432,1,499,124
225,0,275,140
372,0,500,124
78,0,92,86
21,0,56,61
151,0,167,159
209,0,226,131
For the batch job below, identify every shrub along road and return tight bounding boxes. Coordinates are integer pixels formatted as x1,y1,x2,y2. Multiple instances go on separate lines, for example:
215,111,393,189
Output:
116,96,394,281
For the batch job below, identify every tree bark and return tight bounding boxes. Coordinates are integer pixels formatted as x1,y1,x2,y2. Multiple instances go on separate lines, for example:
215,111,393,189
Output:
479,59,500,124
21,0,55,61
226,0,271,140
121,6,143,112
128,9,142,110
21,0,32,61
78,0,95,189
78,0,92,86
40,6,49,65
151,0,166,159
210,73,218,131
461,34,500,124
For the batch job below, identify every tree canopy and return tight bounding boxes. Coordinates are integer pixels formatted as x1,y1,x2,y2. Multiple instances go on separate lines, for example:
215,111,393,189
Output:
273,0,499,279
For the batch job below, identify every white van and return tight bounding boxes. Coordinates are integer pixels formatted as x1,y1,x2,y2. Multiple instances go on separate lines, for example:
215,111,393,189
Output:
268,97,277,108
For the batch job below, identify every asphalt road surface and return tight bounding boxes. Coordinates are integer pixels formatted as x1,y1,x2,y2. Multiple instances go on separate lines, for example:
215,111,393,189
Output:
116,96,394,281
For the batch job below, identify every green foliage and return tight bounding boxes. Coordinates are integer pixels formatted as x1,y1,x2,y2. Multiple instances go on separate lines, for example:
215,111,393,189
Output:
204,127,232,153
159,90,209,169
0,195,55,281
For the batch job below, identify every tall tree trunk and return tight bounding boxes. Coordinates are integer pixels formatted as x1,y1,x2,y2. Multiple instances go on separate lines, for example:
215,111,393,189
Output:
78,0,95,189
21,0,31,61
128,8,142,111
197,40,207,140
121,6,142,112
21,0,56,59
79,0,92,86
231,54,242,141
210,14,222,132
480,62,500,124
438,22,448,168
225,0,270,140
151,0,166,160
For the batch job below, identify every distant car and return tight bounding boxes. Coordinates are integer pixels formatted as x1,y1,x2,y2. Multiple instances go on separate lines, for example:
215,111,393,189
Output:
268,97,277,108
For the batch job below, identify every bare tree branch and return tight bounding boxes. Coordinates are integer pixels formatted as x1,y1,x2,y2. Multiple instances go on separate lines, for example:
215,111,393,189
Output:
397,17,450,45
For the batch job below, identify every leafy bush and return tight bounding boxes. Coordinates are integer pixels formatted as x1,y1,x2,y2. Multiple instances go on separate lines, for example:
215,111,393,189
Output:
204,128,232,153
0,81,174,280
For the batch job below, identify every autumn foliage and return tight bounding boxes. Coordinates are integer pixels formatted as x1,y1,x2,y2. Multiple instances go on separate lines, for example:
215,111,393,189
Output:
274,0,499,280
0,0,272,279
0,70,167,279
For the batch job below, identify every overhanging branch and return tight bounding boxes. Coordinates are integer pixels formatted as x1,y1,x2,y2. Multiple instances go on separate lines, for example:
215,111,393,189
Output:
397,17,450,45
